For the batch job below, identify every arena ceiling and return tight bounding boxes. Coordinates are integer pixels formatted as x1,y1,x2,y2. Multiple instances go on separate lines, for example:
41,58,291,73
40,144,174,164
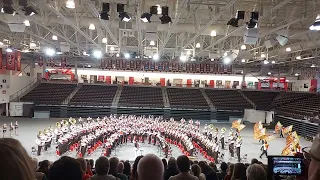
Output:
0,0,319,70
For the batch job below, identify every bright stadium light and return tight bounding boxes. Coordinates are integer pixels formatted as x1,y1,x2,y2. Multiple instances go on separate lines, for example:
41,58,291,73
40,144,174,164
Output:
45,48,55,56
93,50,103,59
195,43,201,48
89,23,95,30
124,53,130,59
102,38,107,44
116,53,120,57
66,0,75,9
210,30,217,37
296,56,302,60
241,44,246,50
150,40,155,46
6,48,12,53
180,55,187,62
52,35,58,40
24,20,30,26
153,53,159,60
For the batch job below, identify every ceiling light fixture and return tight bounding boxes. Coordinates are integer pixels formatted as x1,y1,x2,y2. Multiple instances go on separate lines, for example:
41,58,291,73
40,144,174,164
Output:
285,47,291,52
6,48,12,53
223,57,231,64
240,44,246,50
23,20,30,26
110,47,115,51
310,14,320,31
124,53,130,59
153,53,159,60
2,2,15,15
267,72,271,75
23,6,37,16
247,11,259,28
93,50,103,59
159,6,171,24
295,73,299,76
100,3,110,20
261,54,266,58
89,24,95,30
241,59,246,63
210,30,217,37
45,48,55,56
52,35,58,41
186,50,191,55
263,60,269,64
180,55,187,62
117,4,131,22
102,38,107,44
311,64,316,68
296,56,301,60
150,40,155,46
195,43,201,48
66,0,75,9
140,12,152,23
271,60,275,64
116,53,120,57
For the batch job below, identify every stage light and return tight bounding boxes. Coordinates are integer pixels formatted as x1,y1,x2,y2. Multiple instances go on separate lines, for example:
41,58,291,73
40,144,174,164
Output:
100,3,110,20
66,0,75,9
124,53,130,59
223,57,231,64
102,38,107,44
93,50,103,59
83,51,90,56
223,52,228,57
52,35,58,41
2,5,15,14
211,58,214,61
286,47,291,52
23,20,30,26
271,60,275,64
23,6,37,16
310,14,320,31
247,11,259,28
30,42,36,48
56,52,62,55
195,43,201,48
89,24,95,30
159,6,171,24
295,73,299,76
110,46,115,51
227,10,245,27
241,44,246,50
45,48,55,56
150,40,155,46
241,59,246,63
119,12,131,22
296,56,301,60
141,12,152,23
267,72,271,75
263,60,269,64
116,53,120,57
180,55,187,62
6,48,12,52
153,53,159,60
210,30,217,37
261,54,266,58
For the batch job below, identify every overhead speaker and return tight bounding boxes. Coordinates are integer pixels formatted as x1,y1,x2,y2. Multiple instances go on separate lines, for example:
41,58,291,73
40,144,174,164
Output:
276,35,288,46
243,28,259,45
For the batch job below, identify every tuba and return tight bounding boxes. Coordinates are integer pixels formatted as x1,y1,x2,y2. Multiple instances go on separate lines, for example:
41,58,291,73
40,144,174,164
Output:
56,122,61,128
43,128,48,134
38,130,43,137
69,117,76,125
61,120,69,126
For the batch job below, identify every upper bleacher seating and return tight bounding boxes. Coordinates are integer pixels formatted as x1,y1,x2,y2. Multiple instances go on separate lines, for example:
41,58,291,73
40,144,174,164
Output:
119,86,164,108
205,89,252,110
242,90,279,110
21,83,76,104
70,85,118,106
167,88,209,109
271,91,314,107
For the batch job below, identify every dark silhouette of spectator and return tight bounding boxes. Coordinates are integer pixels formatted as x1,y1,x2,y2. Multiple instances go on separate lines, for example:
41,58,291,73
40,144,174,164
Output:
231,163,246,180
38,160,50,178
123,160,131,179
246,164,267,180
223,163,234,180
137,154,164,180
164,157,179,180
162,158,168,170
169,155,198,180
88,156,116,180
198,161,218,180
131,155,143,180
191,164,206,180
49,156,83,180
217,162,228,180
251,158,259,164
77,158,91,180
109,157,128,180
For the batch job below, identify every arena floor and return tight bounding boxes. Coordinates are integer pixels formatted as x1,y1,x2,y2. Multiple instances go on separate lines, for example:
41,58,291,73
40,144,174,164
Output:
0,117,312,164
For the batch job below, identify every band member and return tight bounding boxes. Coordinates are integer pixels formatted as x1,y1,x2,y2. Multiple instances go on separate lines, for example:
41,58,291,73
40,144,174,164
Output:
236,136,242,162
164,144,169,158
213,144,219,162
9,122,14,136
35,137,43,156
279,127,284,138
214,128,219,143
134,140,140,157
260,141,269,158
220,128,226,149
2,123,7,137
14,121,19,135
229,133,235,157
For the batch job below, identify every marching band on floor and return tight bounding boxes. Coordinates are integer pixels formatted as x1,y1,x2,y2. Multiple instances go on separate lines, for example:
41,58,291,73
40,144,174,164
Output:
29,115,247,163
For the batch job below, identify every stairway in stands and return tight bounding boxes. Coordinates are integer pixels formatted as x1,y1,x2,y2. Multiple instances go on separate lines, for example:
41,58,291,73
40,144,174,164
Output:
238,90,256,109
63,84,83,104
112,85,123,107
162,87,170,108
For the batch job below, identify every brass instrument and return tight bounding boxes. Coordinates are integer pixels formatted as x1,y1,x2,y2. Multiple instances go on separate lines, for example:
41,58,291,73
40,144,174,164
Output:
43,128,48,134
69,117,77,125
56,122,61,128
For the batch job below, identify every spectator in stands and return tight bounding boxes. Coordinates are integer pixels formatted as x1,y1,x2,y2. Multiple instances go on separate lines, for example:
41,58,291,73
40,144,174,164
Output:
123,160,131,179
231,163,246,180
224,163,234,180
49,156,83,180
89,156,116,180
250,159,259,164
198,161,218,180
32,158,48,180
164,157,179,180
77,158,91,180
109,157,128,180
216,162,228,180
191,164,206,180
309,133,320,180
131,155,143,180
0,138,35,180
162,158,168,170
246,164,267,180
118,162,124,174
38,160,50,178
169,155,198,180
89,159,95,174
137,154,164,180
209,162,218,172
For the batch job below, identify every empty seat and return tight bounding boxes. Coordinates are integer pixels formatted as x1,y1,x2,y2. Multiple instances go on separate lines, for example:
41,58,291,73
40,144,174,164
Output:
242,90,279,110
70,85,118,106
167,88,209,109
21,83,76,104
119,86,164,108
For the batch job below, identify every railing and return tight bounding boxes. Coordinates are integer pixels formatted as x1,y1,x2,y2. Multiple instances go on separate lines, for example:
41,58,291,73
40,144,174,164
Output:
9,78,39,102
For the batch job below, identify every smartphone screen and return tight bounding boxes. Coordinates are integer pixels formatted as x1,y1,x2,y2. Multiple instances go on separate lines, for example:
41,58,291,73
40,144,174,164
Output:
267,156,304,176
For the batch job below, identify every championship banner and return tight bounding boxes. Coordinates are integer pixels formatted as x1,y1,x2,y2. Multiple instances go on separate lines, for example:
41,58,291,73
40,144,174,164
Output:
38,56,44,67
0,48,2,69
61,57,67,68
16,51,21,71
6,50,15,70
100,59,106,68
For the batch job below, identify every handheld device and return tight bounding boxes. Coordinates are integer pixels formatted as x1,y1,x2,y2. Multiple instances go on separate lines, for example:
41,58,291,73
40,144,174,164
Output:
267,156,304,176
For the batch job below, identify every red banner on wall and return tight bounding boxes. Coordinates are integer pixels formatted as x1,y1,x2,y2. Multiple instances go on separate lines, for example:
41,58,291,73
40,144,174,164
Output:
6,51,15,70
61,57,67,68
0,48,2,69
38,56,43,67
16,51,21,71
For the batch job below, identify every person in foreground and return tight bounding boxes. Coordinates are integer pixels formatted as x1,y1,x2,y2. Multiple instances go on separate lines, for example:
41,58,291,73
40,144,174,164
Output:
308,133,320,180
89,156,117,180
49,156,83,180
246,164,267,180
169,155,199,180
137,154,164,180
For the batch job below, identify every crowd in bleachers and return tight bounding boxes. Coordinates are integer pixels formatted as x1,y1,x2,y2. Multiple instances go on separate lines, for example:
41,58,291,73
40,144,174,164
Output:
1,135,320,180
